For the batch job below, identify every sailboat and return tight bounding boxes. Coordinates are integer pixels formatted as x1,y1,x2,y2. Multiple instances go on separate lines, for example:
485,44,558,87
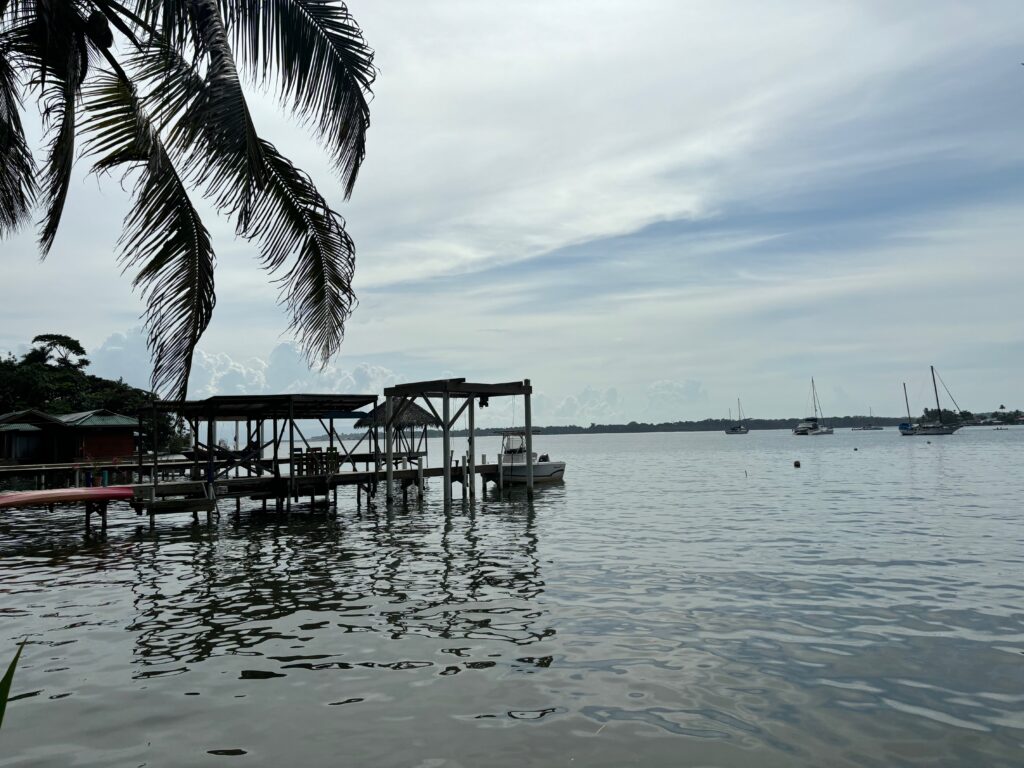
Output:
852,407,883,431
899,367,962,436
793,378,833,435
725,399,749,434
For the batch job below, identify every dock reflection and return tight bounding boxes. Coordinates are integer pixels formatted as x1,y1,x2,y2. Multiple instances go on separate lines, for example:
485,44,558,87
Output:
127,499,548,672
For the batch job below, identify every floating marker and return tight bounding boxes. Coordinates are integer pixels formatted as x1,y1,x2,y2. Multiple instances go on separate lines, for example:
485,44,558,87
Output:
794,460,801,468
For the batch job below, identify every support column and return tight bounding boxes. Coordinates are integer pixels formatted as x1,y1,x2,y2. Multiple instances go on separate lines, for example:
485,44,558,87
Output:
442,393,452,507
206,418,215,485
385,396,395,505
329,417,337,509
151,403,159,499
136,414,144,484
524,379,534,496
468,396,476,500
287,400,295,512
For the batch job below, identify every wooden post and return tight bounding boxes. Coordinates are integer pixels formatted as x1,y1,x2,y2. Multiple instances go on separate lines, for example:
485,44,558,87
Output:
468,396,476,500
417,457,424,497
524,379,534,496
257,420,265,476
385,396,395,505
136,413,144,484
442,393,452,507
460,457,467,501
206,417,215,497
151,402,159,501
287,400,295,512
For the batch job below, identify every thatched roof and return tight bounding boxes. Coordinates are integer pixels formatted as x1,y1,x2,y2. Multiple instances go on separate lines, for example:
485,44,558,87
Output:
355,401,439,428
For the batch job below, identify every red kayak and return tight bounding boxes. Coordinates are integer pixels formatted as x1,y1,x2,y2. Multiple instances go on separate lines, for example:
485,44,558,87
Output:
0,486,136,509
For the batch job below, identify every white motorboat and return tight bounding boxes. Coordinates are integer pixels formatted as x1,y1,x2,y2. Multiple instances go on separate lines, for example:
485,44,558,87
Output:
481,431,565,484
899,367,963,436
793,378,833,435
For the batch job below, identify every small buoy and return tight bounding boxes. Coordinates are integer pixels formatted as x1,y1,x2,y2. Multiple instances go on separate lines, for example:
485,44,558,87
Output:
793,460,801,468
854,447,858,451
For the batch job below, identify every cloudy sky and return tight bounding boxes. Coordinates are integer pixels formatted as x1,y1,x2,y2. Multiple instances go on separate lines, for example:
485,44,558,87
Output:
3,1,1023,425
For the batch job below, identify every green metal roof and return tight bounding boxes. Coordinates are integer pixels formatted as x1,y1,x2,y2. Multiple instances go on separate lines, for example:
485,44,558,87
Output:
0,423,41,432
55,410,137,428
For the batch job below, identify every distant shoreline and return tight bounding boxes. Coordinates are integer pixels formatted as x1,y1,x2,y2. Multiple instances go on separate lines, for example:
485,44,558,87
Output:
315,416,1019,441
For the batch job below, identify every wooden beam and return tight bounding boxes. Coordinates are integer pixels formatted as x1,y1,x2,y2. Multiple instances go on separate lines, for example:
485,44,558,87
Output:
385,378,466,397
447,398,471,430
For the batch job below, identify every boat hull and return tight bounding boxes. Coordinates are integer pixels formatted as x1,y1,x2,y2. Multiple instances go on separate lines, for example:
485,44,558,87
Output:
481,461,565,484
724,427,749,435
794,426,833,435
899,423,961,436
0,486,136,509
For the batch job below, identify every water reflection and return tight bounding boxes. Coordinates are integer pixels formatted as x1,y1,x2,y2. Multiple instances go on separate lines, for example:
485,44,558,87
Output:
127,499,549,672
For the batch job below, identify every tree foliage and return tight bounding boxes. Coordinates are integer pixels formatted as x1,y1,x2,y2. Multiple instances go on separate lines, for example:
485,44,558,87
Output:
29,333,90,367
0,334,181,450
1,0,374,400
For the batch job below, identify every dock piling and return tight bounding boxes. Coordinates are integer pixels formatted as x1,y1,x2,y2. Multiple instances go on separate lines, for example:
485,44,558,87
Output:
442,393,452,507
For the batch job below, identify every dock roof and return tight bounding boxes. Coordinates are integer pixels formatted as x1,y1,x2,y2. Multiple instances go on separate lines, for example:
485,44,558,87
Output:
383,378,532,398
355,401,440,428
153,394,377,420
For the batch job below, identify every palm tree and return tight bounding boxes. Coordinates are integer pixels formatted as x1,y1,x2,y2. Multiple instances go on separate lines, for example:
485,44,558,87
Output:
1,0,374,399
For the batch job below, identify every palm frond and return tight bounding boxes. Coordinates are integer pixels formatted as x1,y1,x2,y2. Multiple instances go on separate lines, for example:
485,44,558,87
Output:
83,72,216,399
180,0,264,219
8,0,92,254
222,0,374,196
125,0,194,55
247,140,355,365
130,32,354,366
0,39,36,235
37,69,77,254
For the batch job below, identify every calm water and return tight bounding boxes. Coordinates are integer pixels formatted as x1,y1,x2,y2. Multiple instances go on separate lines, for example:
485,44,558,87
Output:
1,428,1023,767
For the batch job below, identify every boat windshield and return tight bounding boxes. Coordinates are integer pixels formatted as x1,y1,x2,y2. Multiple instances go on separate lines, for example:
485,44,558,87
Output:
503,434,527,453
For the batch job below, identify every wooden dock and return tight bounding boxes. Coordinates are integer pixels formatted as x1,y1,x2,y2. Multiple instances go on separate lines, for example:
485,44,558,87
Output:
1,380,542,533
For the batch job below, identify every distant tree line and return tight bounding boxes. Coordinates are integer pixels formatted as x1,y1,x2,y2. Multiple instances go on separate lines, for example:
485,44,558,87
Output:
427,409,1021,437
0,334,185,451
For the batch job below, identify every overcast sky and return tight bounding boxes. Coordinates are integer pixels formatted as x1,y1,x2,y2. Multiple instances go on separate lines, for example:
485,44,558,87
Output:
3,1,1023,425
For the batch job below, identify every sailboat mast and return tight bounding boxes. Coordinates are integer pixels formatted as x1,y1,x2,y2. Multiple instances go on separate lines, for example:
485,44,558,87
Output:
931,365,942,423
903,382,911,422
811,378,818,419
737,398,742,422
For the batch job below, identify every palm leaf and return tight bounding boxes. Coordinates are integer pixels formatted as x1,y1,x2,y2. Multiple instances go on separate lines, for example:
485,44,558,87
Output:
176,0,265,219
7,0,93,254
37,68,78,254
83,72,216,400
0,39,35,235
0,640,25,730
130,30,354,367
249,141,355,366
221,0,374,196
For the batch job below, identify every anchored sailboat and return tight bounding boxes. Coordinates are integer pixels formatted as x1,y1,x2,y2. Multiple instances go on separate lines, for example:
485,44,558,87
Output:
899,367,962,436
852,407,883,431
725,399,749,434
793,378,833,435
